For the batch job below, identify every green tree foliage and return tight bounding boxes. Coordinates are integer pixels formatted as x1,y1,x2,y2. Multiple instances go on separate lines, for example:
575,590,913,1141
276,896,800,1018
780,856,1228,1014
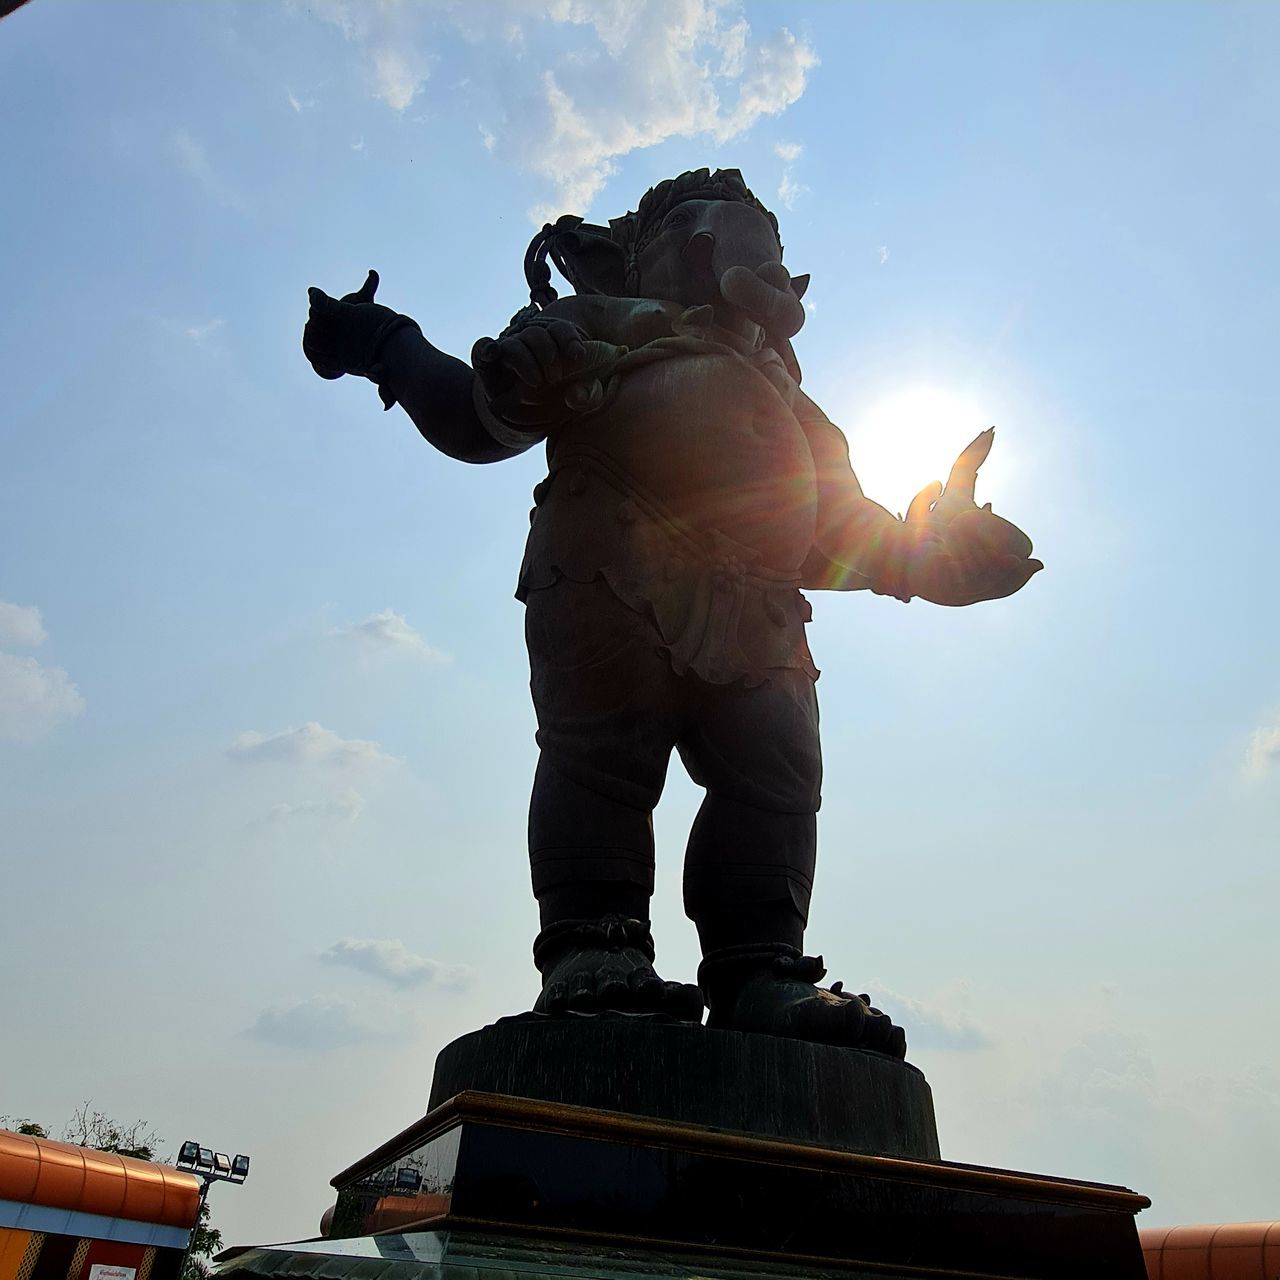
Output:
187,1200,223,1267
2,1104,223,1277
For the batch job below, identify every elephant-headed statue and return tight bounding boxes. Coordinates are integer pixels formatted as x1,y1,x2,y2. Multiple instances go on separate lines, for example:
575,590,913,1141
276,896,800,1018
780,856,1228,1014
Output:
302,169,1041,1054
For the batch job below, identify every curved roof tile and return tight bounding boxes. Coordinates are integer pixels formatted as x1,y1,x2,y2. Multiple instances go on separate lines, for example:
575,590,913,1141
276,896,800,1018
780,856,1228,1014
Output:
1140,1221,1280,1280
0,1131,200,1230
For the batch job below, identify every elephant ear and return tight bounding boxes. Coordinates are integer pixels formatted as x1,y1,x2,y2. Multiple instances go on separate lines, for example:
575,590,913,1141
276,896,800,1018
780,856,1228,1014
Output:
550,222,628,298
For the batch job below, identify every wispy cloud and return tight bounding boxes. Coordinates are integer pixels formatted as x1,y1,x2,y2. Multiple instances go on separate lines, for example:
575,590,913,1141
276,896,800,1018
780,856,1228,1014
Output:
286,83,322,114
184,318,224,345
0,652,85,742
305,1,818,220
246,996,381,1051
0,602,83,742
333,609,450,663
1244,724,1280,778
774,140,806,210
321,938,474,991
173,129,248,213
874,985,994,1052
307,0,435,112
0,601,47,648
265,790,365,824
229,722,400,771
877,245,891,266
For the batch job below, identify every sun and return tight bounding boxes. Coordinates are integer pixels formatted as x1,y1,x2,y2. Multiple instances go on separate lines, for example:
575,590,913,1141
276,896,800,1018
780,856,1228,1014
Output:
843,387,1000,516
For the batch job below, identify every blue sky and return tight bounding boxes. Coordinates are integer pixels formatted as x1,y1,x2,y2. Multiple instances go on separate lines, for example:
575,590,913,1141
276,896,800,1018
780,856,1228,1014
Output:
2,0,1278,1249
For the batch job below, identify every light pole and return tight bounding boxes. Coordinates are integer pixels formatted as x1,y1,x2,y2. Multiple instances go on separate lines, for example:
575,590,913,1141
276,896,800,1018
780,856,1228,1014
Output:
173,1142,249,1279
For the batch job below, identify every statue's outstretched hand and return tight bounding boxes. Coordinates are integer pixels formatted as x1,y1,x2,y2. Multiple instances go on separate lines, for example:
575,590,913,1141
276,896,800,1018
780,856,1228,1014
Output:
896,429,1043,607
303,270,407,380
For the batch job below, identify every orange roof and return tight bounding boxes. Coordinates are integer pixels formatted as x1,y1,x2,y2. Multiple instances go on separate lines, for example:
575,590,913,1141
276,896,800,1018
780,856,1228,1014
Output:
1140,1222,1280,1280
363,1192,450,1235
0,1130,201,1230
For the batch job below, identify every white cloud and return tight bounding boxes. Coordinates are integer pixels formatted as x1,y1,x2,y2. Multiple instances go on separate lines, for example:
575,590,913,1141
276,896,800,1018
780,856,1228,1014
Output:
877,245,891,265
306,1,818,219
286,86,319,114
265,790,366,824
229,722,399,770
877,986,994,1052
184,318,224,344
925,989,1280,1224
373,46,430,112
246,996,379,1050
0,652,85,742
334,609,451,663
306,0,435,112
321,937,474,991
173,129,248,213
0,601,46,648
1044,1026,1156,1116
1244,724,1280,777
775,141,805,211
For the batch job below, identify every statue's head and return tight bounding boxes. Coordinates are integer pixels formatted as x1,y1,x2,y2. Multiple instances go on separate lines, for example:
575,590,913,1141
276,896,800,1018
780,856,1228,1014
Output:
524,168,807,338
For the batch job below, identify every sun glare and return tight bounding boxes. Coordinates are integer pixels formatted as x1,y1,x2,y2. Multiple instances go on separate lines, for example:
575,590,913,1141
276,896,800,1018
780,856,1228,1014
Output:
842,387,1010,516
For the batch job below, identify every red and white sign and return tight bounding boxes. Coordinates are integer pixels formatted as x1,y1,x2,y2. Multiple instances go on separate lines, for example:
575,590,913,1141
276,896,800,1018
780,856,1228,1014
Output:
88,1266,136,1280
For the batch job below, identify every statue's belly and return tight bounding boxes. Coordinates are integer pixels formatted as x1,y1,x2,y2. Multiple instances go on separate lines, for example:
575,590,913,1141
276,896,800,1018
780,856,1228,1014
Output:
575,354,818,571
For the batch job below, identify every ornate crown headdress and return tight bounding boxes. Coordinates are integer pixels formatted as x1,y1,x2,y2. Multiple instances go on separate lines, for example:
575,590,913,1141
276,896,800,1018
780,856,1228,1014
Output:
523,168,780,307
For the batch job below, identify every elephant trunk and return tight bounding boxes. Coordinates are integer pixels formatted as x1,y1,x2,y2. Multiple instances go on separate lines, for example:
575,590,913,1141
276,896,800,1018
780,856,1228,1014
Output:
701,203,805,340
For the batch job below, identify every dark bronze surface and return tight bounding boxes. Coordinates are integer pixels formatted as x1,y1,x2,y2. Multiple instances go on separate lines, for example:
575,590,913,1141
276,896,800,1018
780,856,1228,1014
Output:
326,1093,1148,1278
217,1228,1040,1279
303,168,1043,1046
428,1021,940,1158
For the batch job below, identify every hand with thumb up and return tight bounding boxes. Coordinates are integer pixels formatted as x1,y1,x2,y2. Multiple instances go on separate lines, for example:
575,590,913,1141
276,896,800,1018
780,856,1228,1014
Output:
303,269,413,381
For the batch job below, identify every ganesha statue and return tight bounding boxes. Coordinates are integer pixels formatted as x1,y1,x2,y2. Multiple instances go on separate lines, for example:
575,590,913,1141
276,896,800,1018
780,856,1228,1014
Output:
303,168,1041,1058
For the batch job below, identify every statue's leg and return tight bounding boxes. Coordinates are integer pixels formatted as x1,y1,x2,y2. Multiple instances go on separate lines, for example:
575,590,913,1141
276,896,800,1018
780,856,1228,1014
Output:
524,578,702,1021
679,671,905,1055
529,755,656,930
678,667,821,953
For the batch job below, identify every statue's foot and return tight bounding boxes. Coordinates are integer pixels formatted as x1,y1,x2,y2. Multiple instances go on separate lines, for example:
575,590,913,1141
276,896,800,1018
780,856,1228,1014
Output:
698,944,906,1058
533,915,704,1022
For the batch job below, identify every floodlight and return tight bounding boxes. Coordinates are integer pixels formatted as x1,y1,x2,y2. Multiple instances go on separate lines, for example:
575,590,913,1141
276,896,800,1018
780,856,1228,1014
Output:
170,1135,250,1280
394,1168,422,1192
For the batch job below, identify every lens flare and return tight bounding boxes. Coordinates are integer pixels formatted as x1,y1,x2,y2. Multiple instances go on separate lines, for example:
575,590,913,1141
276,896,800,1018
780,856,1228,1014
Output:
844,387,1002,516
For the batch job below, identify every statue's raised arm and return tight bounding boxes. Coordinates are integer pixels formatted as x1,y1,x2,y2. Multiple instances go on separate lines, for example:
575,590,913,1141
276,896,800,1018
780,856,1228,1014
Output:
303,268,597,464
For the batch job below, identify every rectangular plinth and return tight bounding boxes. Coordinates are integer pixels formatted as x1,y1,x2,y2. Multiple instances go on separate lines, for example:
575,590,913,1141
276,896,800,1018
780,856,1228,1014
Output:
309,1092,1151,1279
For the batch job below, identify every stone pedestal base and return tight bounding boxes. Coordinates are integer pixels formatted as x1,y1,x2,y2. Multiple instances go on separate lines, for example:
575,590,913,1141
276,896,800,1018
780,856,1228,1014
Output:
430,1017,939,1159
215,1021,1149,1280
217,1089,1149,1280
